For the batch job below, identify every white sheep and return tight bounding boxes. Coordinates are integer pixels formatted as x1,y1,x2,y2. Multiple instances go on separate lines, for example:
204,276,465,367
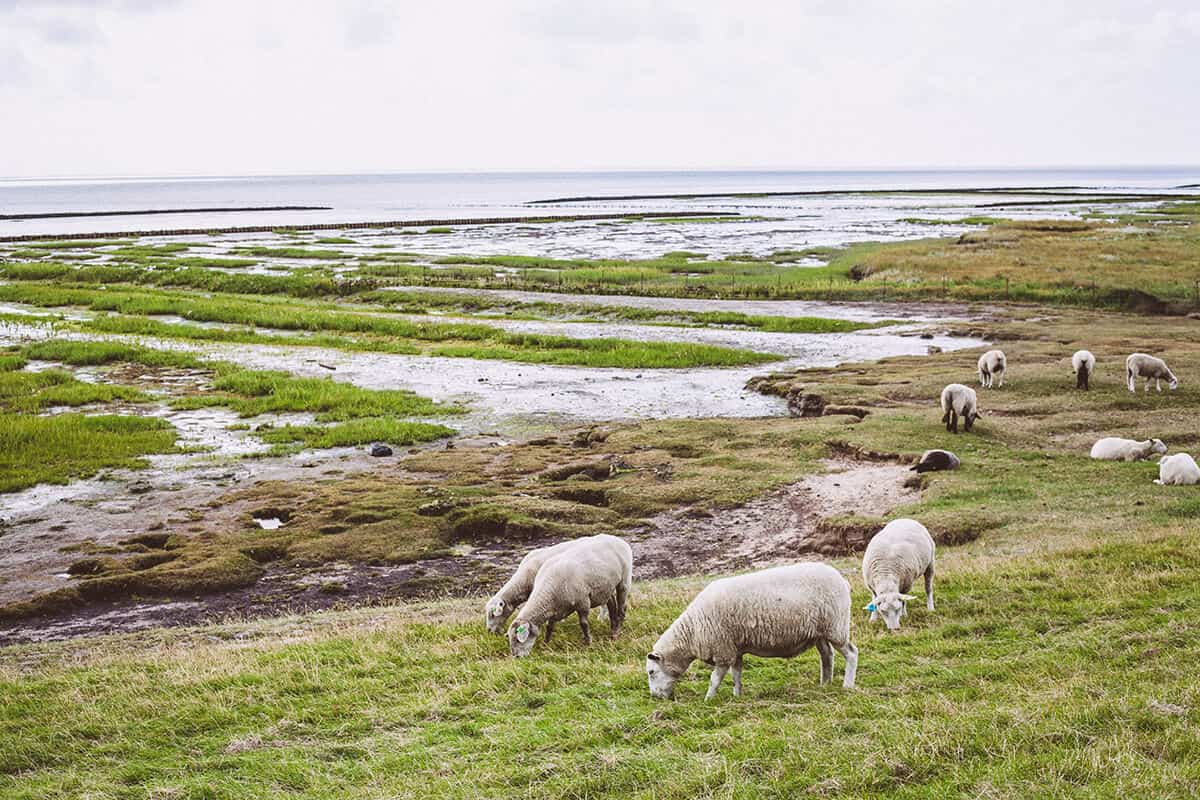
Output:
1089,437,1167,462
861,518,935,631
485,538,582,634
644,562,857,700
940,383,981,433
911,449,960,473
507,533,632,657
1155,453,1200,485
977,349,1007,388
1126,353,1178,393
1072,350,1096,390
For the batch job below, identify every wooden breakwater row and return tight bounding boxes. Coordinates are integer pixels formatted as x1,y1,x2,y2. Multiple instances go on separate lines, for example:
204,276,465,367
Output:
0,211,726,244
0,206,331,222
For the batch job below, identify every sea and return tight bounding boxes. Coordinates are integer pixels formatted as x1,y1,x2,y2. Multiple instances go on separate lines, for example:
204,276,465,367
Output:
2,167,1197,240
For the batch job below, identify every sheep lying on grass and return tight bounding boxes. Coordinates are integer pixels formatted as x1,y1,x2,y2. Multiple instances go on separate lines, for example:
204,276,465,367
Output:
940,383,981,433
977,349,1007,388
1126,353,1178,393
1155,453,1200,485
911,449,960,473
862,518,935,630
1089,437,1167,462
1072,350,1095,390
507,533,632,657
485,538,582,634
645,562,857,700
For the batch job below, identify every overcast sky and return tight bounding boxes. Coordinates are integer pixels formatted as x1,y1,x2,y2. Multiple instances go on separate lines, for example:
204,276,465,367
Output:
1,0,1198,178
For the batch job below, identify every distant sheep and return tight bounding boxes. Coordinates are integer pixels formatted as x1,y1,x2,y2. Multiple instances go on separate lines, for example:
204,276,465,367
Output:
1072,350,1095,390
1089,437,1167,462
507,534,632,657
645,563,857,700
977,349,1007,388
1155,453,1200,485
911,449,960,473
861,518,935,630
940,383,981,433
1126,353,1178,393
485,539,582,634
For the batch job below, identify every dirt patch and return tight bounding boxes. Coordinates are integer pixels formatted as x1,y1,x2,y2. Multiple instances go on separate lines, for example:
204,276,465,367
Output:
629,459,920,578
0,458,921,645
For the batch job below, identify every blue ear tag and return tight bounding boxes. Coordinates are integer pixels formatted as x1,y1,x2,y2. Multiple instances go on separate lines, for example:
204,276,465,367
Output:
867,602,877,612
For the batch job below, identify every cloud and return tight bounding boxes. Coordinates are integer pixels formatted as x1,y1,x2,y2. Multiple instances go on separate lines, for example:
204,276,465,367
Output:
0,0,1196,177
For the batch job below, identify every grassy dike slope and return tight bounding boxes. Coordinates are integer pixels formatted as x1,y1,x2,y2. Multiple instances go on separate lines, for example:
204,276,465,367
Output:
3,308,1200,797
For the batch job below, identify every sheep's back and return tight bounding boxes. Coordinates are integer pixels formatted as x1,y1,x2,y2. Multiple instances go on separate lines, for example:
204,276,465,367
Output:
684,565,851,656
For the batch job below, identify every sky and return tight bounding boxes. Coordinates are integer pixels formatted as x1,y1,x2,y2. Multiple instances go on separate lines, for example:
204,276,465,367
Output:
1,0,1198,178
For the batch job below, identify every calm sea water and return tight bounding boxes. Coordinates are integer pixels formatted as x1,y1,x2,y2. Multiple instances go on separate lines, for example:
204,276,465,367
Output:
1,167,1197,238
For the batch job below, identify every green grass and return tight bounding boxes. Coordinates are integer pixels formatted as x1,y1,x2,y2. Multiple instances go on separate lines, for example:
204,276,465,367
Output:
232,246,352,260
0,414,178,493
0,368,151,414
3,310,1200,795
255,418,456,452
1,531,1196,798
0,282,780,369
173,366,461,421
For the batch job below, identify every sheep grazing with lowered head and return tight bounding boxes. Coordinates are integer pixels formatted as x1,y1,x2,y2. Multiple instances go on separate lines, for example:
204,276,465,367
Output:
861,518,935,630
645,563,857,700
977,349,1007,388
484,538,584,634
1126,353,1178,393
940,383,981,433
1089,437,1167,462
507,533,632,657
910,449,960,473
1072,350,1096,390
1155,453,1200,486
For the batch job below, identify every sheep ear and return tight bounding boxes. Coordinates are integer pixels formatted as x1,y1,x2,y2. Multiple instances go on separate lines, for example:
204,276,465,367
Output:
515,624,530,643
647,652,662,662
899,594,916,601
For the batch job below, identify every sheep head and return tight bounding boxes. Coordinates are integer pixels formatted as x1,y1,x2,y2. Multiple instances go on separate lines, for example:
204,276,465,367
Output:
507,619,540,657
868,592,915,630
645,652,678,700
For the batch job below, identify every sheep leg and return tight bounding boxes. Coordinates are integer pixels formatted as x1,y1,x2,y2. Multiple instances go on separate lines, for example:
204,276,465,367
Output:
731,654,744,697
835,640,858,689
544,620,557,643
816,640,833,685
941,408,952,431
1127,369,1135,393
705,665,729,700
614,581,629,633
577,608,591,645
1156,378,1162,392
997,372,1003,388
925,564,935,611
948,409,958,434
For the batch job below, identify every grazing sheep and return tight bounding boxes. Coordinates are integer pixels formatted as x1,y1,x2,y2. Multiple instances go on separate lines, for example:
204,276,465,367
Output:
1126,353,1178,393
940,383,981,433
911,449,960,473
1155,453,1200,485
485,538,582,634
644,563,857,700
507,533,632,657
861,518,935,631
1089,437,1167,462
1072,350,1096,390
977,349,1007,388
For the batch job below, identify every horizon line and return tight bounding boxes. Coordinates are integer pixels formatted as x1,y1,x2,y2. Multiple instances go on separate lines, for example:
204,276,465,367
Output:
2,163,1199,184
